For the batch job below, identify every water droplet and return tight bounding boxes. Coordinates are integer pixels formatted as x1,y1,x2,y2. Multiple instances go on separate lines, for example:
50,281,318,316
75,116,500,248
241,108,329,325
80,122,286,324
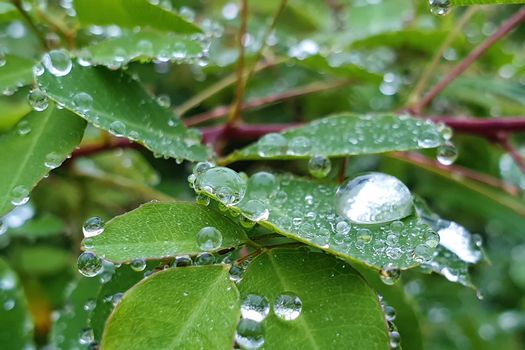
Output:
173,255,192,267
194,167,247,206
436,141,458,166
195,193,210,206
130,258,146,272
384,305,396,322
4,299,15,310
412,244,434,263
156,94,171,108
77,252,103,277
308,156,331,178
257,133,287,157
79,328,94,345
42,49,72,76
229,264,244,283
112,292,123,306
336,173,413,224
389,330,401,348
437,221,481,263
417,130,442,148
235,319,264,349
44,152,62,169
72,92,93,113
241,294,270,322
82,217,104,238
429,0,451,16
335,221,351,235
287,136,311,155
274,292,302,321
193,161,214,175
109,120,126,137
195,252,215,265
196,226,223,250
16,120,31,135
380,264,401,285
28,88,48,111
241,200,269,222
10,186,29,206
84,299,96,311
357,228,372,244
247,172,277,198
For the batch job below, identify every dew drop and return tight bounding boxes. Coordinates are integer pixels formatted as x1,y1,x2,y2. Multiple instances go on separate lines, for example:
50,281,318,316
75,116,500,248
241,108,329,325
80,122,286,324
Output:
109,120,126,137
193,161,214,175
173,255,192,267
308,156,331,178
389,330,401,349
83,299,96,311
77,252,103,277
412,244,435,263
10,186,29,206
42,49,72,76
4,299,15,311
335,221,351,235
82,217,104,238
241,294,270,322
195,193,210,206
235,319,264,349
336,173,413,224
156,94,171,108
357,228,372,244
380,264,401,285
196,226,223,250
257,133,287,157
44,152,62,169
28,88,48,111
72,92,93,113
79,328,94,345
247,172,277,198
130,258,146,272
287,136,311,156
436,141,458,166
195,252,215,265
16,120,31,136
429,0,451,16
274,292,302,321
417,130,442,148
194,167,247,206
241,199,269,222
229,264,244,283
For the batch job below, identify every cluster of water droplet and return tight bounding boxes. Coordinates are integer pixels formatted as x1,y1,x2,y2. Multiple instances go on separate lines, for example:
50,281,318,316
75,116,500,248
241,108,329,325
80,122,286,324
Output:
379,296,401,349
256,133,313,157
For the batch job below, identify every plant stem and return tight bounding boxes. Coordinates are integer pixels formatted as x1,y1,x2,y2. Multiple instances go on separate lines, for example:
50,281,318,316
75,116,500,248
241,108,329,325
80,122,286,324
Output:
430,116,525,138
412,6,525,114
407,6,479,106
497,133,525,174
227,0,249,125
12,0,48,49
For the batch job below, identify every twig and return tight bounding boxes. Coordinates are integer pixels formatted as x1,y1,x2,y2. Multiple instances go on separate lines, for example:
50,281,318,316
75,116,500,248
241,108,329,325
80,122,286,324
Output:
429,116,525,139
407,6,479,106
185,80,350,126
496,133,525,174
227,0,249,125
11,0,48,49
413,6,525,114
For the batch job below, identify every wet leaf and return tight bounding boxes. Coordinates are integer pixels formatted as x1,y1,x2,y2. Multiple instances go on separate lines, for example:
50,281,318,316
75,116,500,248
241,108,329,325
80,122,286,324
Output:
224,114,444,163
101,266,239,349
73,0,202,34
37,62,210,162
85,202,248,263
0,104,86,216
0,55,34,94
0,258,34,350
295,55,381,82
238,249,390,350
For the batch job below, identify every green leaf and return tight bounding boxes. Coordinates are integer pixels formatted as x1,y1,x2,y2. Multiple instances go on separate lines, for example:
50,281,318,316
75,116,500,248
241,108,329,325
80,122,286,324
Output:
197,172,438,271
351,30,449,55
80,31,204,68
50,277,102,350
238,249,390,350
73,0,202,34
0,104,86,216
0,55,34,94
8,213,64,238
37,62,210,162
101,265,240,349
0,3,20,24
224,114,445,163
85,202,248,263
10,245,70,276
450,0,525,5
0,258,34,350
294,55,381,82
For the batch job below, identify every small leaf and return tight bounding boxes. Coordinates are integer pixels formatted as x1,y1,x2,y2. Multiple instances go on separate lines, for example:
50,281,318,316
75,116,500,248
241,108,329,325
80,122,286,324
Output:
225,114,445,163
0,55,34,94
0,258,34,350
238,249,390,350
101,266,239,349
73,0,202,34
81,31,204,68
37,62,210,162
0,104,86,216
85,202,248,263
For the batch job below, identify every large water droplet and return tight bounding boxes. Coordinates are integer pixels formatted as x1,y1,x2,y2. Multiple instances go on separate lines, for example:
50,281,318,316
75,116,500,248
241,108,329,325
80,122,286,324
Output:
73,92,93,113
235,319,264,349
429,0,451,16
77,252,103,277
241,199,269,222
109,120,126,137
195,252,215,265
44,152,63,169
194,167,247,206
287,136,311,155
241,294,270,322
130,258,146,272
28,88,48,111
437,220,481,263
257,133,287,157
79,328,94,345
42,50,72,77
436,141,458,166
308,156,331,178
10,186,29,206
196,226,223,250
380,264,401,285
336,173,413,224
273,292,302,321
417,130,442,148
173,255,192,267
247,172,277,198
82,217,104,238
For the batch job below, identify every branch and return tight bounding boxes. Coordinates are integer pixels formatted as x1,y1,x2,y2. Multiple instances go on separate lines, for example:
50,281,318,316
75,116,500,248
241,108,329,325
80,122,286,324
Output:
413,6,525,114
429,116,525,138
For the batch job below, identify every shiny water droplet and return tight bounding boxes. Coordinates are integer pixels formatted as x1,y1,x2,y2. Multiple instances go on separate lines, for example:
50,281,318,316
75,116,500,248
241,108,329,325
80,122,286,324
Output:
82,217,104,238
42,50,72,77
241,294,270,322
412,244,434,263
429,0,451,16
173,255,192,267
247,172,277,198
380,264,401,285
287,136,311,156
72,92,93,113
83,299,96,311
241,200,269,222
335,221,351,235
77,252,103,277
229,264,244,283
195,193,210,206
308,156,331,178
235,318,264,349
109,120,126,137
33,63,44,76
417,130,442,148
4,299,15,310
156,94,171,108
257,133,287,157
389,330,401,348
436,141,458,166
195,252,215,265
195,167,247,206
130,258,146,272
16,120,31,135
28,88,48,111
274,292,302,321
193,161,214,175
79,328,94,345
357,228,372,244
10,186,29,206
44,152,62,169
336,173,413,224
196,226,223,250
112,292,123,306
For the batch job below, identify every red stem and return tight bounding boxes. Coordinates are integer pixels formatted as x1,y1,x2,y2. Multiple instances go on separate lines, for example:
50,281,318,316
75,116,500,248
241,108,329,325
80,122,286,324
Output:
430,116,525,139
497,133,525,174
413,6,525,114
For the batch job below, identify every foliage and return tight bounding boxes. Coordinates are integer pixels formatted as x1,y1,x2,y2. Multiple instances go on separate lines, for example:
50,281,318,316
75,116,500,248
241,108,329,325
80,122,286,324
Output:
1,0,525,349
